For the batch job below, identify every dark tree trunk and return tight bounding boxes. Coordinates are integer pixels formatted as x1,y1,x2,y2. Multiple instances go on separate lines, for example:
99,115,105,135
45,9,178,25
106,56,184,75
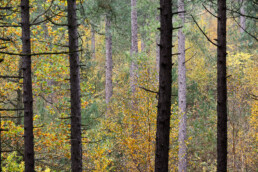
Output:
155,0,173,171
67,0,82,171
105,15,113,112
21,0,35,171
217,0,227,171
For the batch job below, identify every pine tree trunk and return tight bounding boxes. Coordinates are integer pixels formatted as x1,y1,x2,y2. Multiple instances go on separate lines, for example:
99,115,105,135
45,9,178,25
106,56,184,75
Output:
239,0,246,33
178,0,187,171
217,0,227,171
156,15,160,82
155,0,172,171
67,0,82,171
130,0,138,97
105,15,113,111
91,27,96,59
21,0,35,171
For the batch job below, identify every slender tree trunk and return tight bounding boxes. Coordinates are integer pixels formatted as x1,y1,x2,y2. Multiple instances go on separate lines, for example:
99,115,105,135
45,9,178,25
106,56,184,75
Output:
91,27,96,59
130,0,138,97
155,0,172,171
156,15,160,81
217,0,227,171
239,0,246,33
178,0,187,171
67,0,82,171
21,0,35,171
105,15,113,112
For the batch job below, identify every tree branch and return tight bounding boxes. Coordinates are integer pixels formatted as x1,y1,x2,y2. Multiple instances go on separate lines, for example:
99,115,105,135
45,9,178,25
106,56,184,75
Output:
191,15,218,47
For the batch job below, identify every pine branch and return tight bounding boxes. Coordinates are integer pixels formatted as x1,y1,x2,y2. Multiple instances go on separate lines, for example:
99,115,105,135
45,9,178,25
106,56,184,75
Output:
191,15,218,47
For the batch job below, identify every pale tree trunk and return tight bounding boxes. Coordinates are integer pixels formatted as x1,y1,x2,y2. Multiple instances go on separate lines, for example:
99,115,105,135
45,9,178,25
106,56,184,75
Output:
239,0,246,33
91,27,96,59
178,0,187,171
105,15,113,112
155,0,173,171
21,0,35,171
130,0,138,97
217,0,227,171
67,0,82,171
156,15,160,81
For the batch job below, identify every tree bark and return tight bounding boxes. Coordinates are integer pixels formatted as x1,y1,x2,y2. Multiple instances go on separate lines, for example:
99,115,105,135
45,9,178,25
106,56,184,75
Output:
21,0,35,171
155,0,172,171
239,0,246,33
178,0,187,171
105,15,113,112
130,0,138,97
217,0,227,171
91,27,96,59
156,15,160,82
67,0,82,171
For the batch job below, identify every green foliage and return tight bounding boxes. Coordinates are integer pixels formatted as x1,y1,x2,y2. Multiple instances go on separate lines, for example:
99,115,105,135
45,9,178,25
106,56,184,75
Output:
2,152,24,172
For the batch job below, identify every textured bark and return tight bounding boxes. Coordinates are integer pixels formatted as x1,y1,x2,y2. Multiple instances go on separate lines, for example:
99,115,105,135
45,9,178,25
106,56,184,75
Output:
156,33,160,77
91,27,96,59
21,0,35,171
178,0,187,171
105,15,113,110
156,15,160,81
239,0,246,33
217,0,227,171
130,0,138,96
67,0,82,171
155,0,172,171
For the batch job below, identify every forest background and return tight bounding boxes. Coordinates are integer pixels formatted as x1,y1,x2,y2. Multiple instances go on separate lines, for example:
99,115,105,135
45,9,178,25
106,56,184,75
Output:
0,0,257,171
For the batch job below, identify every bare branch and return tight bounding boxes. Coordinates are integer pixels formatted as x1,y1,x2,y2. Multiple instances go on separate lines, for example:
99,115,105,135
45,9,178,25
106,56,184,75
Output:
232,16,258,41
203,4,218,18
172,10,186,15
139,86,158,94
191,15,218,47
0,109,24,111
0,50,82,56
0,75,23,79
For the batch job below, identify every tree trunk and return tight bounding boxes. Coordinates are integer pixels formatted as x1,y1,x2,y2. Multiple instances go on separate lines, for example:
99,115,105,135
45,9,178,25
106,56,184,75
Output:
217,0,227,171
21,0,35,171
130,0,138,97
178,0,187,171
91,27,96,59
239,0,246,33
155,0,172,171
105,15,113,112
67,0,82,171
156,15,160,82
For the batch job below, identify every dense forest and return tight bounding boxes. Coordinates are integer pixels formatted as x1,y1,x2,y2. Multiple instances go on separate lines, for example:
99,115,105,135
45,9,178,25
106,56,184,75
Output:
0,0,257,171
